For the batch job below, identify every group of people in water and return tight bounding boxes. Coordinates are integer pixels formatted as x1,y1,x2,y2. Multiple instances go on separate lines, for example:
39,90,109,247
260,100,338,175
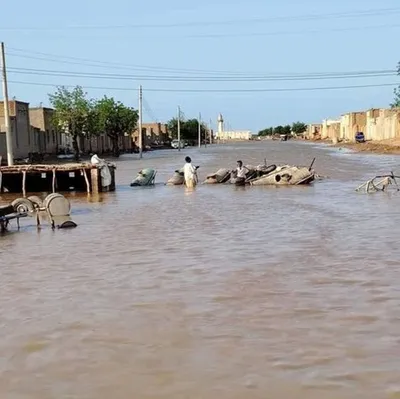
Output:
182,156,247,187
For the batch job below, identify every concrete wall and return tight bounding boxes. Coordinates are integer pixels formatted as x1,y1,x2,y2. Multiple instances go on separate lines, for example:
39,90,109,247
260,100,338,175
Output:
321,119,341,140
132,123,169,146
80,133,132,154
365,108,400,141
306,124,322,139
29,107,61,154
339,112,366,141
316,108,400,142
1,101,138,160
0,101,36,160
216,130,252,140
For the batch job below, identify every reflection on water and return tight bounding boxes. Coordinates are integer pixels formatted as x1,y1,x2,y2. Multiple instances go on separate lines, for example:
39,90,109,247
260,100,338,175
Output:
1,141,400,399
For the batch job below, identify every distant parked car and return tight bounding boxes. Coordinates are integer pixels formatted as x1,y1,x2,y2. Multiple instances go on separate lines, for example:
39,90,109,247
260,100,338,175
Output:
171,139,186,149
355,132,365,143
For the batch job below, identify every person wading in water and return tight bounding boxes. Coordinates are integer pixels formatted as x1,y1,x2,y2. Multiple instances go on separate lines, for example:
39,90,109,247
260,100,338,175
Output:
183,156,199,188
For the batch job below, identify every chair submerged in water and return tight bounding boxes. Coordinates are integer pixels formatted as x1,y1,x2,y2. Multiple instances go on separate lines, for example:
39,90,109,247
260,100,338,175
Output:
130,168,157,187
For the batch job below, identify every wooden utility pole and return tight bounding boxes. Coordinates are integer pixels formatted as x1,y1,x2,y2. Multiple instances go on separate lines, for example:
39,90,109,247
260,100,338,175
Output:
177,106,181,151
138,85,143,159
1,42,13,166
198,112,201,148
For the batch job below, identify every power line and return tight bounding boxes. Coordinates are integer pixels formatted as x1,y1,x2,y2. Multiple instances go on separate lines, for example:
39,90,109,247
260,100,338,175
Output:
1,7,399,30
6,49,259,76
6,23,400,78
5,66,397,82
142,97,159,122
174,22,400,39
3,22,400,41
7,79,399,93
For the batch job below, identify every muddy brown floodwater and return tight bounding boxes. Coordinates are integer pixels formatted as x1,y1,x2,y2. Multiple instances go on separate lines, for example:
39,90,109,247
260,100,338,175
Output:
1,141,400,399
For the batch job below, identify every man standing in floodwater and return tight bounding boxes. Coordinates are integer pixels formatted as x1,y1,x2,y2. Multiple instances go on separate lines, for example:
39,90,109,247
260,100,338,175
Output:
183,156,198,188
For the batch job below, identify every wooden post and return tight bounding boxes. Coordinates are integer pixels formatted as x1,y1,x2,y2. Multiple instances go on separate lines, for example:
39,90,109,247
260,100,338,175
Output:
22,170,26,197
82,168,90,194
90,167,99,194
52,168,56,193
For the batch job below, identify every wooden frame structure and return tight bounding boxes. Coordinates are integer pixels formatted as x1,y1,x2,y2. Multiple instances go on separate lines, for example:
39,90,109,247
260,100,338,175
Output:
0,163,116,195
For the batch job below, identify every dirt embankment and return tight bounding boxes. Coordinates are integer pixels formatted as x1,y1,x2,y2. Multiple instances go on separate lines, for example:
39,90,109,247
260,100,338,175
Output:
333,139,400,155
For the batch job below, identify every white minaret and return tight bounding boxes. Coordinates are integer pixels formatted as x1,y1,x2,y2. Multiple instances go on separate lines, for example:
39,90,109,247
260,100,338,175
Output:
217,113,224,138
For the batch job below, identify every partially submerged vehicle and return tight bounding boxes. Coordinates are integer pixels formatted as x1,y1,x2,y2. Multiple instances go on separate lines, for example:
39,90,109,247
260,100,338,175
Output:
166,166,200,186
356,172,400,194
166,168,185,185
249,165,315,186
202,160,315,187
130,168,157,187
203,168,231,184
1,193,77,232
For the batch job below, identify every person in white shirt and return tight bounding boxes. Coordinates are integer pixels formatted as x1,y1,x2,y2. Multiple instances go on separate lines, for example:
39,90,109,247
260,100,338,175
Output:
235,160,248,180
183,156,198,188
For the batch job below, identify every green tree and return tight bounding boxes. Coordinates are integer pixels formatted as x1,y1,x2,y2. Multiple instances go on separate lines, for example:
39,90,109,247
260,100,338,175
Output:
49,86,90,161
258,127,274,136
84,100,101,153
167,117,207,143
94,96,138,157
291,121,307,135
273,125,284,135
282,125,292,136
167,118,179,139
391,62,400,108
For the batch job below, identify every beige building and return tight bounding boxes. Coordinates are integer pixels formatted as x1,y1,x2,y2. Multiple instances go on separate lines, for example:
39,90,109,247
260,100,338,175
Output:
0,100,37,161
29,107,62,154
215,113,251,141
132,122,169,146
310,108,400,142
306,124,322,139
216,130,252,140
321,119,341,140
364,108,400,141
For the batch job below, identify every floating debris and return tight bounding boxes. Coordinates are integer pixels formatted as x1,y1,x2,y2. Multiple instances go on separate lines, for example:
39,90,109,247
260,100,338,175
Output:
166,168,185,185
356,172,400,193
130,168,157,187
1,193,77,233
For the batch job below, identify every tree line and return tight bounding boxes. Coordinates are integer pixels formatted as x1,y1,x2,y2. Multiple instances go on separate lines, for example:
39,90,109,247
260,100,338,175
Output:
258,122,307,137
49,86,138,160
167,117,208,144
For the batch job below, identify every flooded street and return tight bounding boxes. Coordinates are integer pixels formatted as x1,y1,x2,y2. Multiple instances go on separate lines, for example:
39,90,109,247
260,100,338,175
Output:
1,141,400,399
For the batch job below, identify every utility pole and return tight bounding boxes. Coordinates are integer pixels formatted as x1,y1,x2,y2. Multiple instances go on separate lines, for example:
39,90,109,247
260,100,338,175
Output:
198,112,201,148
177,106,181,151
209,118,213,145
1,42,13,166
138,85,143,159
